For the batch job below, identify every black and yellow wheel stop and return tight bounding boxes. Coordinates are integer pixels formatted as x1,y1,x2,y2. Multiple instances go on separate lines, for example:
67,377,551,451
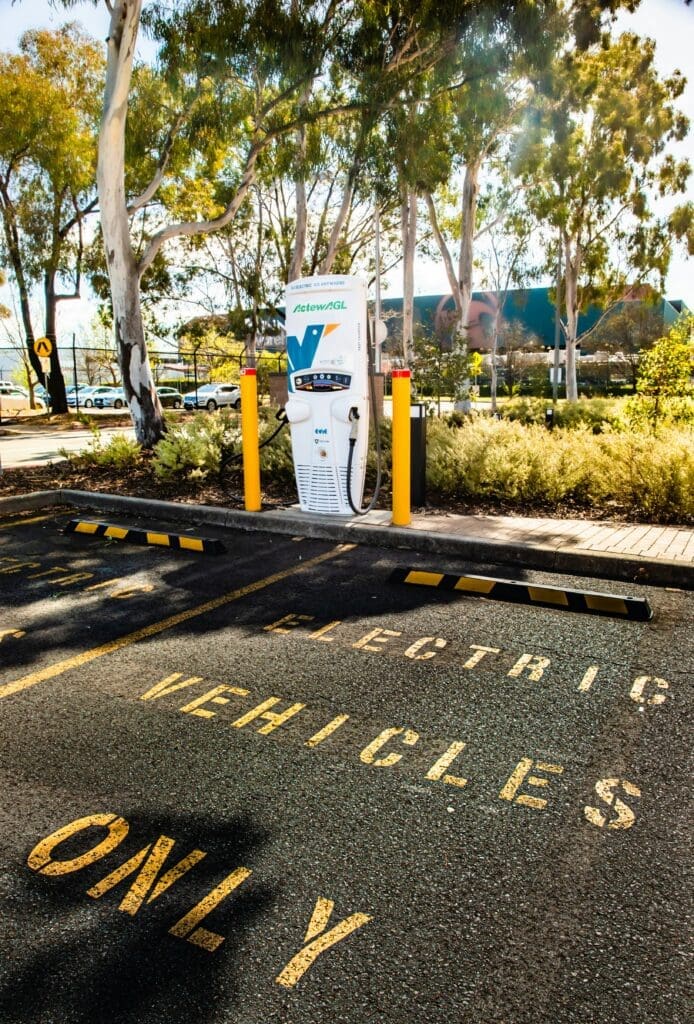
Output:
390,568,653,621
65,519,225,555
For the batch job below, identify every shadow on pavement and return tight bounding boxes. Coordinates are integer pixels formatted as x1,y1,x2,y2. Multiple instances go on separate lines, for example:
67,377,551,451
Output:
0,810,272,1024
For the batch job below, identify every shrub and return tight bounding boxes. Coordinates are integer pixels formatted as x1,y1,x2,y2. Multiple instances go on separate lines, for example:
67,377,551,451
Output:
427,418,603,504
425,417,693,522
152,408,300,484
626,314,694,433
153,411,241,482
258,412,295,484
61,431,143,471
598,430,694,521
498,396,625,433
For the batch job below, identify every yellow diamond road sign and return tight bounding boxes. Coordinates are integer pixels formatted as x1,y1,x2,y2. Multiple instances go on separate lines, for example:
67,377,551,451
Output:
33,337,52,357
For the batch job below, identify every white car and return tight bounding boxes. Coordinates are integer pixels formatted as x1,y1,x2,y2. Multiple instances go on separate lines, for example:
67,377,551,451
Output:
183,383,241,411
0,382,46,416
94,388,127,409
70,385,121,409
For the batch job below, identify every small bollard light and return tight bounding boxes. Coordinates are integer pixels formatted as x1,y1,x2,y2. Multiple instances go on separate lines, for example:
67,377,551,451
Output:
545,407,555,430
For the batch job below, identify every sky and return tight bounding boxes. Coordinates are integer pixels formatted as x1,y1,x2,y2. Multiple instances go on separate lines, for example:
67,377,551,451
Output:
1,0,692,344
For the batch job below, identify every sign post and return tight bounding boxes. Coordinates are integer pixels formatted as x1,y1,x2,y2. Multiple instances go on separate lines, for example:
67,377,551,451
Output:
33,338,53,412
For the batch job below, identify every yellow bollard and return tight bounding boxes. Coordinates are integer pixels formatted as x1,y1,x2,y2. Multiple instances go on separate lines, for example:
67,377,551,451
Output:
391,369,411,527
240,368,261,512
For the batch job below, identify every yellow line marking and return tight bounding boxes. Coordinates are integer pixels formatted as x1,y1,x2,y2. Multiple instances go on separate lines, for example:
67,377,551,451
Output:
527,586,570,607
0,544,355,701
453,577,495,594
0,514,62,530
405,570,444,587
584,594,628,616
84,578,125,591
146,532,170,547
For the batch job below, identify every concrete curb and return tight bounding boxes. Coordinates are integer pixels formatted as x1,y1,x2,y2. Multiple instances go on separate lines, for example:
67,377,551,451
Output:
1,487,692,590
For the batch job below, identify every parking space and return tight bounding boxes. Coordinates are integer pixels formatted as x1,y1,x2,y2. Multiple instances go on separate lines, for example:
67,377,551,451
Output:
0,510,691,1024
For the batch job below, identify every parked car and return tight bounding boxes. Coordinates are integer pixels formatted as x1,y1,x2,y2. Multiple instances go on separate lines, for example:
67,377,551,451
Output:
94,387,126,409
69,385,120,408
183,383,241,412
156,386,183,409
0,381,46,416
65,385,92,408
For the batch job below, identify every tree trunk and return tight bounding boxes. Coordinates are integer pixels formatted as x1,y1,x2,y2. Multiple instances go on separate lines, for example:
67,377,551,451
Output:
43,272,68,413
320,157,361,274
453,157,482,408
0,180,42,388
457,157,481,338
401,189,417,365
563,235,580,402
288,77,312,283
288,172,307,283
98,0,165,447
490,312,501,414
423,190,463,315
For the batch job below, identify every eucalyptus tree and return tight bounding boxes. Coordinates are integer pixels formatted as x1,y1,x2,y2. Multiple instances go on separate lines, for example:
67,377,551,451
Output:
0,25,103,412
522,30,693,401
417,2,643,401
475,173,541,411
386,1,560,399
48,0,482,445
43,0,356,444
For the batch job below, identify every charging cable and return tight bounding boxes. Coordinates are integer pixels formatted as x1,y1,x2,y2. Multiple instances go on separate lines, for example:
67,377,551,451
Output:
345,317,383,516
220,406,289,475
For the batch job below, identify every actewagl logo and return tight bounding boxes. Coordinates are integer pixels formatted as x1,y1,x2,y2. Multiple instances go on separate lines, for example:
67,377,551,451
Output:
292,301,347,312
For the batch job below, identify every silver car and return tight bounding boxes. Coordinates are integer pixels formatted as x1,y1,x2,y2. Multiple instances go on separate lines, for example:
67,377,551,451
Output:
94,388,127,409
69,385,121,409
183,383,241,411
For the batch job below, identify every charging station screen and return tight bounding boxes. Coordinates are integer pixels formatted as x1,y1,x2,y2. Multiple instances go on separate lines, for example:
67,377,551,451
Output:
293,372,352,392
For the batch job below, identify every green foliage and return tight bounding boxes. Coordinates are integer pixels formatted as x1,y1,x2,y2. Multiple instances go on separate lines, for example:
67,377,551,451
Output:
627,314,694,431
152,411,241,482
425,417,693,522
426,417,603,504
520,30,692,401
0,25,104,409
411,332,468,403
152,407,296,484
62,431,143,470
498,396,626,432
258,413,295,484
256,350,287,397
598,430,694,522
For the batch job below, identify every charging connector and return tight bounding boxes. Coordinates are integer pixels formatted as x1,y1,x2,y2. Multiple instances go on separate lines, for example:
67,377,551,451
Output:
349,406,360,440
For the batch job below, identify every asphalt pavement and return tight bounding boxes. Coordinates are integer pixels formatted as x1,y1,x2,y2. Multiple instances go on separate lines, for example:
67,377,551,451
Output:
0,505,691,1024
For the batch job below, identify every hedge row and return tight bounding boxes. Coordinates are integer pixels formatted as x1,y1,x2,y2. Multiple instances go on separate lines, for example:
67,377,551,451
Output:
73,409,694,524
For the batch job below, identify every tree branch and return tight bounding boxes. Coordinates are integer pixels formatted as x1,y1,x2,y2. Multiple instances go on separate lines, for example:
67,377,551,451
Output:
137,142,262,277
127,105,193,215
423,191,462,313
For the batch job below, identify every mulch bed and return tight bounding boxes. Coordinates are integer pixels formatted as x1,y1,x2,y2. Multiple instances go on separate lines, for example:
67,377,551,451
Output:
0,456,638,523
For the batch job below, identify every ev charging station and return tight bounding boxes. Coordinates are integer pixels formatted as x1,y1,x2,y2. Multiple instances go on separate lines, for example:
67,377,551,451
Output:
284,275,370,515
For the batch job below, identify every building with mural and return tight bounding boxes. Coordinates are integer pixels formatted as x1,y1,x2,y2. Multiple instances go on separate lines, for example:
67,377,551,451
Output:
378,286,688,355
